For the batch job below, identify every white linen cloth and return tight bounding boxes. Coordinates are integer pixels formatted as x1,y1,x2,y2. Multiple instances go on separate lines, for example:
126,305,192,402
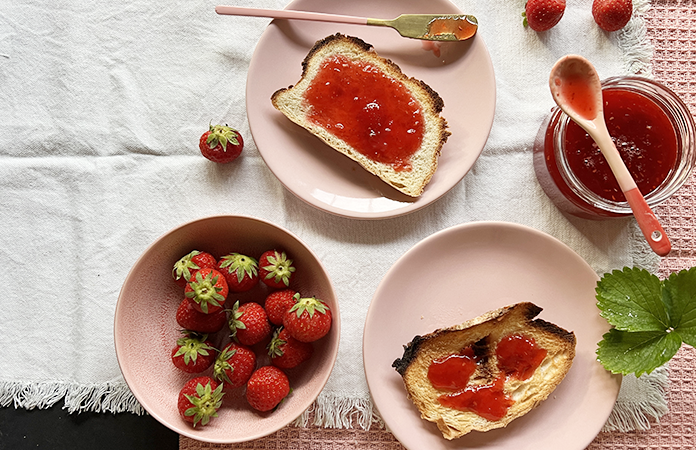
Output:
0,0,667,432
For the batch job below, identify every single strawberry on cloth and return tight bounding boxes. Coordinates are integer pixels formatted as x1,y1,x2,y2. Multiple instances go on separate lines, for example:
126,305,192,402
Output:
0,0,668,438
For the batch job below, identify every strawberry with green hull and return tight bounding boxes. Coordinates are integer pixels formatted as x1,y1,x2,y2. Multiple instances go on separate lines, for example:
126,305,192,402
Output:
199,124,244,164
213,342,257,390
171,331,217,374
265,289,298,326
283,296,332,343
268,327,313,369
172,250,217,288
523,0,566,31
217,252,259,293
259,250,295,289
185,268,229,314
176,298,227,333
177,376,224,427
228,301,272,346
246,366,291,412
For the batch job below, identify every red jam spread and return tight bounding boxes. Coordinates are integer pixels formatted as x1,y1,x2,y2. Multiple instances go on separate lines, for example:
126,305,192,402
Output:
555,74,599,121
437,377,515,421
427,347,477,391
496,334,548,380
429,334,547,421
563,89,678,203
426,17,474,40
303,54,425,171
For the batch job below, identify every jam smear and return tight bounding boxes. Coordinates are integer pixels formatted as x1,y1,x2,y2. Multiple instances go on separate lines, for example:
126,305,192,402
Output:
437,377,514,421
428,334,548,421
303,55,425,172
555,74,598,121
564,89,678,202
496,334,548,380
425,17,474,40
427,347,477,391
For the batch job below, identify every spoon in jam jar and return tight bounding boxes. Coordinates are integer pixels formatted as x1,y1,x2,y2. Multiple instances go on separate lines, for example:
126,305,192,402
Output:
215,5,478,41
549,55,671,257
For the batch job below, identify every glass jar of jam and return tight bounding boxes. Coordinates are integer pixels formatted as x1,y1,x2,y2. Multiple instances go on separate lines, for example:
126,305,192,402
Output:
533,76,696,219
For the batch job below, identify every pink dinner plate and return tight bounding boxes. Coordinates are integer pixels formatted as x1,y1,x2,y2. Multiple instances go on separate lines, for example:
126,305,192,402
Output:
246,0,496,219
363,221,621,449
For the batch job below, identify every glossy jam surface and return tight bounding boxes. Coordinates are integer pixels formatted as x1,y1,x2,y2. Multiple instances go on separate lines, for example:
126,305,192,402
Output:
437,378,514,421
427,348,477,391
496,334,548,380
304,55,424,172
564,89,678,202
430,334,547,421
555,74,598,121
426,17,474,40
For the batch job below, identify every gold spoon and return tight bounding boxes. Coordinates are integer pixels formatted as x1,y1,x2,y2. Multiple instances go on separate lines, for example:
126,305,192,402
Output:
215,5,478,41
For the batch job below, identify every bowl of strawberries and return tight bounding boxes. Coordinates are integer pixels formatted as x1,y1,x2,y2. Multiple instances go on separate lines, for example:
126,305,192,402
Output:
114,215,339,443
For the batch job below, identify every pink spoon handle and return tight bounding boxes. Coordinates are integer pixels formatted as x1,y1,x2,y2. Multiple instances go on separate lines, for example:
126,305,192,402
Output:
214,5,369,25
624,187,671,256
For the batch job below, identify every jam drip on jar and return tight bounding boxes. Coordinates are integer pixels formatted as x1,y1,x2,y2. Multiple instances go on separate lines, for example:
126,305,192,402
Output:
303,55,425,172
429,334,547,421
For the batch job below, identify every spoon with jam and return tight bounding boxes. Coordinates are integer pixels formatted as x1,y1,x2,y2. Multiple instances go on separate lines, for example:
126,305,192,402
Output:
549,55,671,257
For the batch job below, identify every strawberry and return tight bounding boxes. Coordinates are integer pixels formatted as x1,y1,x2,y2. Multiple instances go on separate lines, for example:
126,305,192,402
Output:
171,331,217,374
185,268,228,314
282,296,332,343
245,366,290,412
268,327,313,369
264,289,298,326
592,0,632,32
228,301,272,346
259,250,295,289
172,250,217,288
216,253,259,293
523,0,566,32
177,376,224,427
213,342,257,389
176,298,227,333
199,124,244,164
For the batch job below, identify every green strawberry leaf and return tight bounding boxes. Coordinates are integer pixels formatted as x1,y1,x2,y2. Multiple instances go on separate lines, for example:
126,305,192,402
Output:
663,267,696,347
596,267,668,332
596,328,682,376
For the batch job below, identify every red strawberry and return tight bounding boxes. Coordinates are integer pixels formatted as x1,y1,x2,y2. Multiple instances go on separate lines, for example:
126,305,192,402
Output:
216,253,259,293
592,0,632,32
199,124,244,164
245,366,290,412
523,0,566,32
213,342,257,389
282,296,332,343
172,250,217,288
171,331,217,374
264,289,298,326
228,301,272,346
185,268,228,314
176,298,227,333
268,327,313,369
259,250,295,289
177,376,224,427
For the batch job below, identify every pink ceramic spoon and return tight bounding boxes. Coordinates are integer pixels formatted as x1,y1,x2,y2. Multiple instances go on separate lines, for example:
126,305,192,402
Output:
549,55,671,257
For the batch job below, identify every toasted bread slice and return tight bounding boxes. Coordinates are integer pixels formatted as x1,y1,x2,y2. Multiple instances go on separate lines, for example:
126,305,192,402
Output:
392,302,576,440
271,33,450,197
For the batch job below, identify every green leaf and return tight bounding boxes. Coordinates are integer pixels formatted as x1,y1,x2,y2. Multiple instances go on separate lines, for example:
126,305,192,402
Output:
596,328,681,376
664,267,696,347
596,267,669,332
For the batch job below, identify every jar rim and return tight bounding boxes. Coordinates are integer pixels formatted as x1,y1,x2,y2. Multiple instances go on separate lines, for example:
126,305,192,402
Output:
553,76,696,215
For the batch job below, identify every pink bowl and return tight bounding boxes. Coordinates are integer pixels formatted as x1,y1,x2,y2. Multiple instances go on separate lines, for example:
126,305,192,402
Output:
114,215,339,443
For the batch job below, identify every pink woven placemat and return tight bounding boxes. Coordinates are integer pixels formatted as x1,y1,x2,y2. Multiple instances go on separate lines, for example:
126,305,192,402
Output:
181,1,696,448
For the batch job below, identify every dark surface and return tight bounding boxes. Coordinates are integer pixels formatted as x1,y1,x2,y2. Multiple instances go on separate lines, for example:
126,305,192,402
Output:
0,404,178,450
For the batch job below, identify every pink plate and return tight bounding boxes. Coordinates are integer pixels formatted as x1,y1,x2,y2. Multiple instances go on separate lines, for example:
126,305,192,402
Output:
363,221,621,449
246,0,496,219
114,215,339,443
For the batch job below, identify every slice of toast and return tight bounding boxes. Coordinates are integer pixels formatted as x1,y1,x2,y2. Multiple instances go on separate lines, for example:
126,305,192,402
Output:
392,302,576,440
271,33,450,197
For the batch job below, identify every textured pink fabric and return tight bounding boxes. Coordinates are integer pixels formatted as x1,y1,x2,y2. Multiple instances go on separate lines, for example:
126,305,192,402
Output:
181,1,696,448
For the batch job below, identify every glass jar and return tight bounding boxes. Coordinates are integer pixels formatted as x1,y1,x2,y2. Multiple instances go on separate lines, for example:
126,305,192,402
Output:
533,76,696,219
